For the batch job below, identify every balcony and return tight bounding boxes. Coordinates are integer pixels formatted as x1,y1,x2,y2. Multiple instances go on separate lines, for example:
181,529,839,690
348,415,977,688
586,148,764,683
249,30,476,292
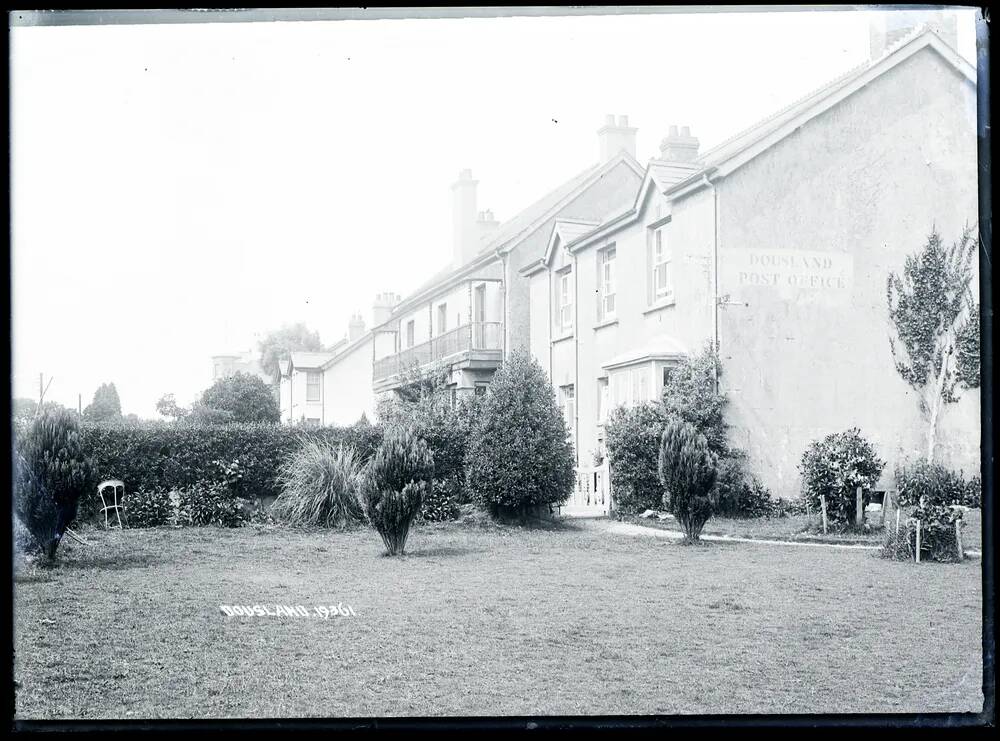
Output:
374,321,503,384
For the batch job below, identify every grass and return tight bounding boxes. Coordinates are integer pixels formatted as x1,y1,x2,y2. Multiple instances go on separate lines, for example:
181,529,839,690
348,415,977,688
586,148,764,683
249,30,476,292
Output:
622,509,983,552
14,520,984,719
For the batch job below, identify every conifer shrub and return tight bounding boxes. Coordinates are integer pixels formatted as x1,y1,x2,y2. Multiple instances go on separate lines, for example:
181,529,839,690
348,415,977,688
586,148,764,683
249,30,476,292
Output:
270,441,364,527
464,351,575,520
360,426,434,555
658,419,719,542
14,408,97,559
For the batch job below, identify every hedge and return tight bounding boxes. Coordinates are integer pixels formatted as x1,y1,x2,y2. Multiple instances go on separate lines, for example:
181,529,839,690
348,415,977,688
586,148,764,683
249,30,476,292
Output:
78,421,383,503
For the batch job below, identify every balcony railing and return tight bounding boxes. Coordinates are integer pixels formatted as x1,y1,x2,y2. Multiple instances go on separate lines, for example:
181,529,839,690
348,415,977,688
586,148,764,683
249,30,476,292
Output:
374,321,502,381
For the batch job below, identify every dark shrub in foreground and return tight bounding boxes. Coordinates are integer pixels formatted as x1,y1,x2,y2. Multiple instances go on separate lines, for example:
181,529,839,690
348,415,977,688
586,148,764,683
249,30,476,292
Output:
658,419,718,542
799,428,885,525
360,427,434,555
14,409,97,559
465,351,574,519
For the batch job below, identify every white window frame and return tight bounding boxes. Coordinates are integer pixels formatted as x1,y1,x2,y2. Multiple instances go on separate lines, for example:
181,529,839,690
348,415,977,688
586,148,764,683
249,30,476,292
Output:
437,303,448,335
557,269,573,331
597,377,610,424
560,384,576,447
306,371,321,403
652,227,673,301
599,246,617,320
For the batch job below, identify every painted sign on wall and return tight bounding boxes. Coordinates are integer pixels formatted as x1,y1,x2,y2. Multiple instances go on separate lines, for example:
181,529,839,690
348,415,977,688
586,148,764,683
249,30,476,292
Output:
720,248,854,306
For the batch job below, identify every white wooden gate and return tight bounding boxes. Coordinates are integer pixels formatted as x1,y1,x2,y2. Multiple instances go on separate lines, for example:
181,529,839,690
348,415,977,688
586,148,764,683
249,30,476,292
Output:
560,462,612,517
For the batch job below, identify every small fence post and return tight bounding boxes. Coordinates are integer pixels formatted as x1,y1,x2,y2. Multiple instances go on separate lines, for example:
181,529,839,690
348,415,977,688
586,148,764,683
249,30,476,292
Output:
915,519,922,564
895,507,900,535
955,519,964,560
820,495,828,535
855,486,863,528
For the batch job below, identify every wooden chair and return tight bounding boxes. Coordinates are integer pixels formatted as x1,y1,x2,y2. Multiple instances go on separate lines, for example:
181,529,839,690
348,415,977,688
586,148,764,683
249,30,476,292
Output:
97,480,126,529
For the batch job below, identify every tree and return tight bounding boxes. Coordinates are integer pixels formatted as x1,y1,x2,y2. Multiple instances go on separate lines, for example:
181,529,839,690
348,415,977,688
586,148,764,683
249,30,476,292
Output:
83,383,122,422
465,351,575,520
658,419,718,542
887,224,980,462
661,342,729,456
257,323,324,384
155,393,190,422
199,372,280,424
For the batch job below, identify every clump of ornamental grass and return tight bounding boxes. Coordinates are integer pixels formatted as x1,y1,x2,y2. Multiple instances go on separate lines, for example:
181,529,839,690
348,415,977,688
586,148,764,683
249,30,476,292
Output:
359,425,434,556
270,440,364,527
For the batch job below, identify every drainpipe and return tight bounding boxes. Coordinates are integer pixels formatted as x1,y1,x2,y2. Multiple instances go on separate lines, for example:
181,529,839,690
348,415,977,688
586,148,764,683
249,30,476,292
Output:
573,251,580,468
702,173,720,393
547,262,553,384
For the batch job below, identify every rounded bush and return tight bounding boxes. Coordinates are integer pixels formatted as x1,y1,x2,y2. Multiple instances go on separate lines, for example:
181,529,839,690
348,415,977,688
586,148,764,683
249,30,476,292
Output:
605,403,668,515
464,351,575,518
799,428,885,524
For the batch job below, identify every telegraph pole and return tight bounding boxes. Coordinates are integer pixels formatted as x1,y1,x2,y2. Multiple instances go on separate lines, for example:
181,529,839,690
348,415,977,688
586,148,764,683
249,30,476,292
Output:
38,373,53,407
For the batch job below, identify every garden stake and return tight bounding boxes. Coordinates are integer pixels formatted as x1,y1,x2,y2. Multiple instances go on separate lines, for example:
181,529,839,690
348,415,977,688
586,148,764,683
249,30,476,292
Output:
820,495,828,535
895,507,900,535
955,519,963,560
915,520,921,563
855,487,863,528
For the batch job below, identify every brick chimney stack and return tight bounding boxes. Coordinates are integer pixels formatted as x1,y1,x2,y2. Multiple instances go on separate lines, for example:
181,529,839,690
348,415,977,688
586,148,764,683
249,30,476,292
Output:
372,292,401,328
476,208,500,246
597,114,637,164
868,9,958,60
348,312,366,342
659,125,700,163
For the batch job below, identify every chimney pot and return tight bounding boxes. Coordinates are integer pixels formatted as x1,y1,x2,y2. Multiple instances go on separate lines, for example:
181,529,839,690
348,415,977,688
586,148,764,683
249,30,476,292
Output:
660,125,700,163
597,113,638,164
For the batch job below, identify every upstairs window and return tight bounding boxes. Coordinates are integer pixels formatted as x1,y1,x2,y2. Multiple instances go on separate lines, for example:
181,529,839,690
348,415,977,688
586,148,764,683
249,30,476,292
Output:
437,303,448,335
306,371,321,402
599,246,617,320
652,227,673,301
557,269,573,332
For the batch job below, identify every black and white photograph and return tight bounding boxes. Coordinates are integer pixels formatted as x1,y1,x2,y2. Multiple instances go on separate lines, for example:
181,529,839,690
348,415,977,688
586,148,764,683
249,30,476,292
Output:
9,5,991,727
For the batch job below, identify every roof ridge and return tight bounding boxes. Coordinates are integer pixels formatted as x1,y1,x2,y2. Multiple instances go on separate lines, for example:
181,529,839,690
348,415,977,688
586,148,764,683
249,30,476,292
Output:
698,25,941,163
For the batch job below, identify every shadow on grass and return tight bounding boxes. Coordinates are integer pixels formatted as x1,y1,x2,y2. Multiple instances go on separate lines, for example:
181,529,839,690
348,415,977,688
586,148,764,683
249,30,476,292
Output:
403,545,479,558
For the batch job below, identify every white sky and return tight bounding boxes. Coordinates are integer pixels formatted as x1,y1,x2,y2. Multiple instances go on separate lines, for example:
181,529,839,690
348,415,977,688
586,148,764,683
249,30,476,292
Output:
10,7,979,417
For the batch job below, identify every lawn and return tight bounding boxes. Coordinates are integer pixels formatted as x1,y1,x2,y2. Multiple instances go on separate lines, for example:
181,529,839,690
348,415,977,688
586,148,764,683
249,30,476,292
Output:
621,508,983,553
14,520,984,719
